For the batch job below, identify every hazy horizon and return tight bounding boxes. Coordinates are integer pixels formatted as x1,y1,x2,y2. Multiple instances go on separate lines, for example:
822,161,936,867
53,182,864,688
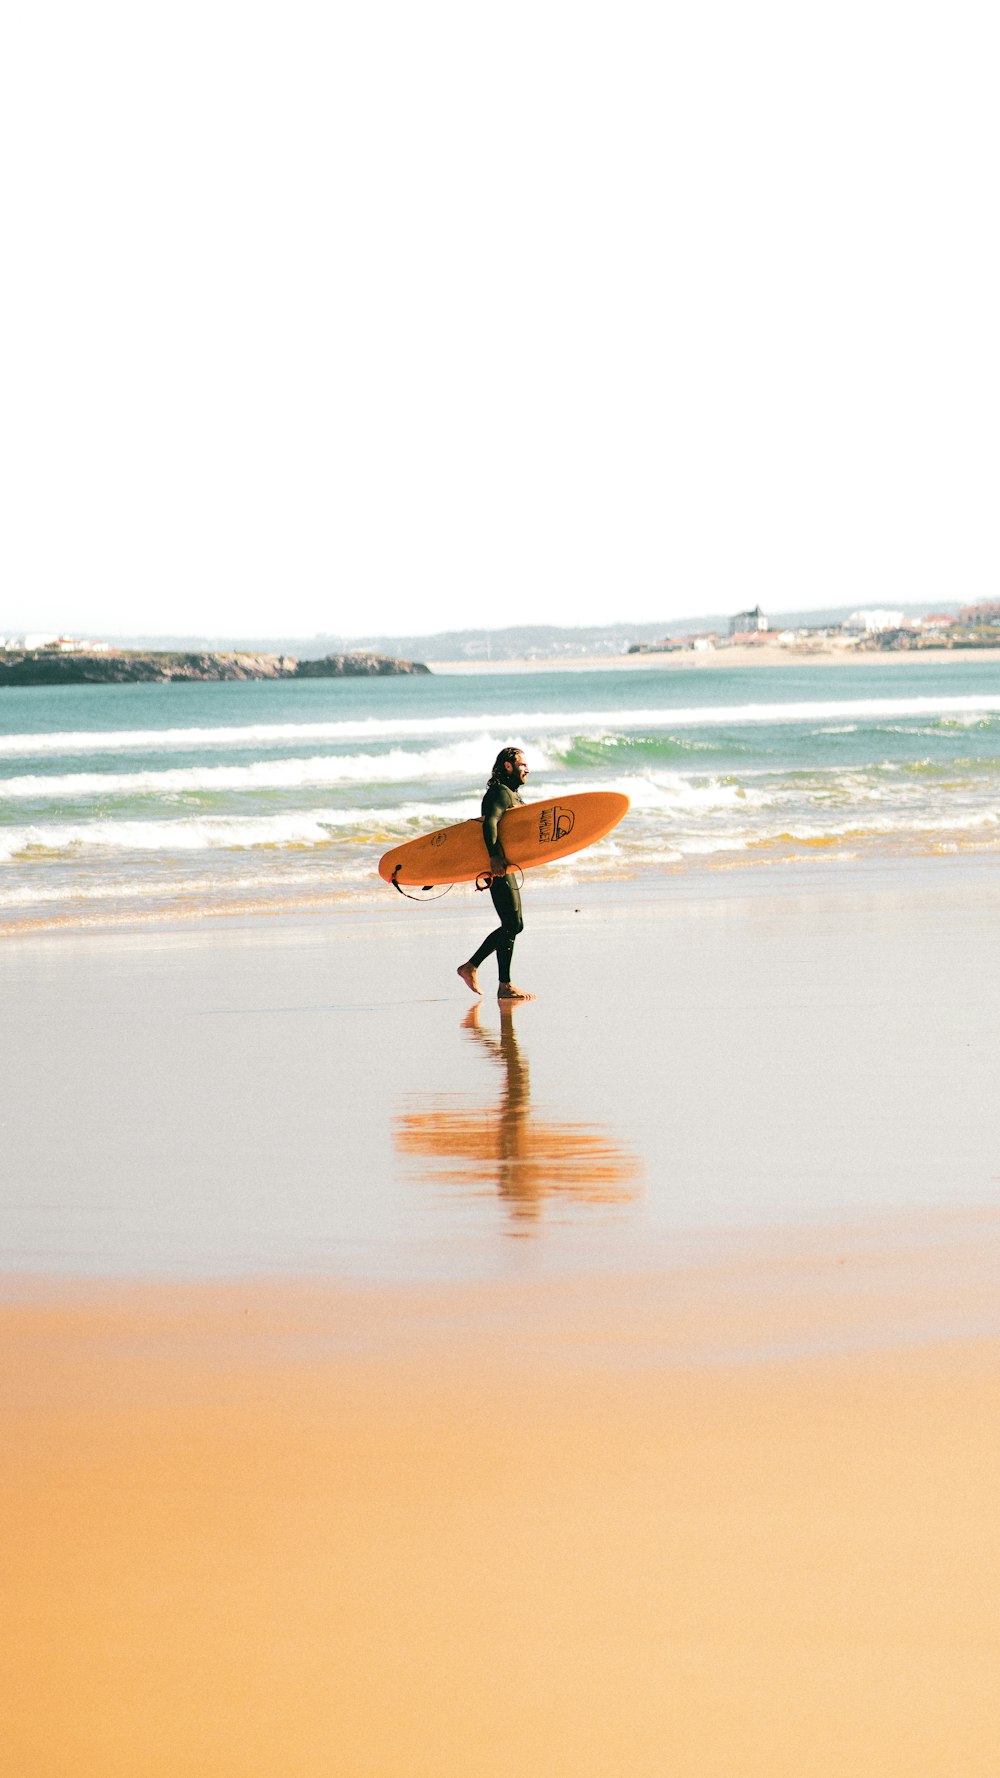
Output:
2,600,965,665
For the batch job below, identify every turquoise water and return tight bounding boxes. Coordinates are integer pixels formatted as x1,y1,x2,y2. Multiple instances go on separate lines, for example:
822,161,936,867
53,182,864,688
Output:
2,658,1000,927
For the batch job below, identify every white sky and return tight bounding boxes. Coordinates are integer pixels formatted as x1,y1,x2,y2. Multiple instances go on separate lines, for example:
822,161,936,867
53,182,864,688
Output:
2,1,998,639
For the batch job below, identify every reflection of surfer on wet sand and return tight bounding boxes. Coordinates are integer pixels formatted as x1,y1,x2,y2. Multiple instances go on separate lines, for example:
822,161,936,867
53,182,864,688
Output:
461,1000,533,1215
393,1001,642,1232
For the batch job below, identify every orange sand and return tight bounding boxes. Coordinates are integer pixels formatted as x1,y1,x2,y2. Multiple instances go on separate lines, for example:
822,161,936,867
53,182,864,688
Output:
5,1256,1000,1777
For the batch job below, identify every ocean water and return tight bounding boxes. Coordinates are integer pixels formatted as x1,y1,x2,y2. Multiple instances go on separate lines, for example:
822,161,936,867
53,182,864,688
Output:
2,658,1000,929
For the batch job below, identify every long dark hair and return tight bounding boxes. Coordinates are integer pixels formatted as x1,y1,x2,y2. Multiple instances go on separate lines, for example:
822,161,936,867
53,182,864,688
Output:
488,746,522,788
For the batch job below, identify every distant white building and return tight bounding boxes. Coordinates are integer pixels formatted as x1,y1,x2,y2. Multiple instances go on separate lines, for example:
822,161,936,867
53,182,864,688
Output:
1,633,110,652
728,606,768,636
843,609,906,634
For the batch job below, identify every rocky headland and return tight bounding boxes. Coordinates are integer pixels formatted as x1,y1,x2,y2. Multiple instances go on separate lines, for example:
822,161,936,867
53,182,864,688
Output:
0,650,431,687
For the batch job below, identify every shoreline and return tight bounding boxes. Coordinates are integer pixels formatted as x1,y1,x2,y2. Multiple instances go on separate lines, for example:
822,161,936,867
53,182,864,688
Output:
3,838,999,942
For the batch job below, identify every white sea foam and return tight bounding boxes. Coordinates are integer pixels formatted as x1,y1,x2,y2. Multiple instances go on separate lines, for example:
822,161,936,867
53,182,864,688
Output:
529,773,768,812
0,717,521,757
4,694,1000,757
6,761,995,865
0,739,524,800
0,800,478,861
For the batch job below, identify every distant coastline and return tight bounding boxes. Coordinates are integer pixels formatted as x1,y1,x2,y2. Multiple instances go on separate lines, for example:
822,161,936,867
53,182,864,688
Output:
433,642,1000,674
0,649,431,688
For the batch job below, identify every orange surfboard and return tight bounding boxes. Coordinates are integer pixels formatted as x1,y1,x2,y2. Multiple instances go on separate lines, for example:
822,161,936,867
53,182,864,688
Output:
378,791,629,888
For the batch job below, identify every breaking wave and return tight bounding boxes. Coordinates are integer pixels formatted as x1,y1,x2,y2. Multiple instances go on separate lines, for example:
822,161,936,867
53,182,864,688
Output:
0,739,526,801
0,802,480,861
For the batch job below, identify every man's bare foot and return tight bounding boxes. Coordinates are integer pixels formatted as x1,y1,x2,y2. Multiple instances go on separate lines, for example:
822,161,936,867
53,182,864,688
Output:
497,983,534,1001
457,963,480,996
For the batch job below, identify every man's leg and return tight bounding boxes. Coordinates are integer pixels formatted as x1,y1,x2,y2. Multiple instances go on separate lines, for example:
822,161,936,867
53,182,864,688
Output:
490,877,532,1000
458,915,504,995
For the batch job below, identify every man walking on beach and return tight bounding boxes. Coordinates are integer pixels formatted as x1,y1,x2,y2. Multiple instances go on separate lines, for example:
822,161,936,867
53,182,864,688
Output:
457,747,534,1002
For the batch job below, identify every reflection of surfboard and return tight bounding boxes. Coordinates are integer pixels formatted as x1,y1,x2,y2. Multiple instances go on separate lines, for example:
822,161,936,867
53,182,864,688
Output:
378,791,629,888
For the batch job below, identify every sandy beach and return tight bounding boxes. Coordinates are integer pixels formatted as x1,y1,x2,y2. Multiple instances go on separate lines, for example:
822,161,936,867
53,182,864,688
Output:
434,643,1000,673
5,857,1000,1774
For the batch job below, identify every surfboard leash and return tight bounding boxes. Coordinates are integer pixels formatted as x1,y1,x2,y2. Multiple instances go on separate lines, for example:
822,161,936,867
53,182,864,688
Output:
475,865,524,892
387,863,522,901
389,864,456,902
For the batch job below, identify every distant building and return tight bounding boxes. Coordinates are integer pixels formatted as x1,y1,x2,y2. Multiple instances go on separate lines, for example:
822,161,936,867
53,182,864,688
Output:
728,606,768,636
2,633,111,653
842,609,906,634
958,601,1000,626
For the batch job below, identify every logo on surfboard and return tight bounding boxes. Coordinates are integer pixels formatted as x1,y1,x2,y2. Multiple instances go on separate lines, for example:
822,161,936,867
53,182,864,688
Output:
538,804,575,844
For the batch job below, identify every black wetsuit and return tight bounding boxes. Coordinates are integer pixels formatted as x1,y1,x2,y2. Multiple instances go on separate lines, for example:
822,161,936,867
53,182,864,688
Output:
468,781,523,984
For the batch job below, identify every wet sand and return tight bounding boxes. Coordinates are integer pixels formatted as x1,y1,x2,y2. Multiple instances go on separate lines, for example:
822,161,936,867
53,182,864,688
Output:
4,858,1000,1773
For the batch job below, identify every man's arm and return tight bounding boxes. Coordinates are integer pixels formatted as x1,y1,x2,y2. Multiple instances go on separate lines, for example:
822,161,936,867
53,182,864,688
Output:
481,786,509,875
